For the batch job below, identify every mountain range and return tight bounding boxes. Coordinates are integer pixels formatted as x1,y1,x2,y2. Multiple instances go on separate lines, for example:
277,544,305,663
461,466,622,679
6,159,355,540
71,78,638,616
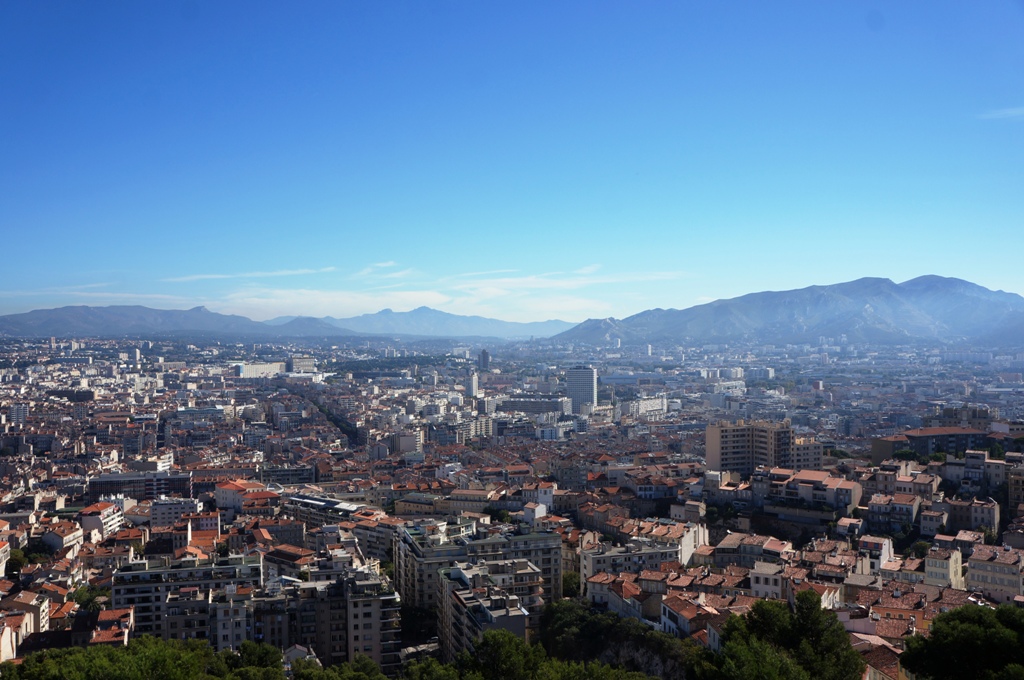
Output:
0,276,1021,344
555,276,1024,346
0,305,574,340
266,307,575,339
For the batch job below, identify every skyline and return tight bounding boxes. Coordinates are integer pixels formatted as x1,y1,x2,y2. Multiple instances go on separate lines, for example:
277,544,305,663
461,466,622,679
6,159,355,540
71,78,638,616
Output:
2,2,1023,322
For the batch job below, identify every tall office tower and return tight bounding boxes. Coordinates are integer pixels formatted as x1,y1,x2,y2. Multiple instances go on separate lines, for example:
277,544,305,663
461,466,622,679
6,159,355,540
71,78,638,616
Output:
8,403,29,426
466,372,479,398
478,349,490,371
566,365,597,415
705,419,821,476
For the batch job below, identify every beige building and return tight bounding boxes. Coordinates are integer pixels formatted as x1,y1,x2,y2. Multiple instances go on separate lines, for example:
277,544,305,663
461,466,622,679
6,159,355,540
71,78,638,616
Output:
437,561,531,663
706,420,822,475
112,555,263,637
924,547,964,590
394,519,562,610
967,545,1024,604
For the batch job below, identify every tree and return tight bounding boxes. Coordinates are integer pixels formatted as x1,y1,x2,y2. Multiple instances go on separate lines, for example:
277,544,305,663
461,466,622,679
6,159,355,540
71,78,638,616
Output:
909,540,931,559
71,585,110,613
483,506,512,524
562,572,581,599
458,629,547,680
902,604,1024,680
292,654,387,680
719,634,810,680
401,658,461,680
790,590,864,680
0,635,298,680
981,526,999,545
893,449,918,461
235,641,284,672
6,549,27,578
715,591,863,680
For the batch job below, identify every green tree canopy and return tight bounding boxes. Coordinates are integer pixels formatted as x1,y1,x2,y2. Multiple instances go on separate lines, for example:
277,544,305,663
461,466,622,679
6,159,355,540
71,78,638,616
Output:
715,590,864,680
901,605,1024,680
562,572,581,599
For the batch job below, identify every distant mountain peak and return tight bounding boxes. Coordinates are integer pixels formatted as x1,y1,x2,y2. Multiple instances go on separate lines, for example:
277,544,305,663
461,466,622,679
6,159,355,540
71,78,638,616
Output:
324,307,575,339
555,276,1024,346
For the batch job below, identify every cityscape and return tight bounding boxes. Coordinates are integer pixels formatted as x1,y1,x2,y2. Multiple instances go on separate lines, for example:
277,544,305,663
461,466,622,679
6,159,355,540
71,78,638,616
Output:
0,288,1021,677
2,2,1023,680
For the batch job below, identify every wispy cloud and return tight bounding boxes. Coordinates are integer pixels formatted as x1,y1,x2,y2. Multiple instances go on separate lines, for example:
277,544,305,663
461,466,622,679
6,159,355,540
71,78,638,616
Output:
0,289,189,306
436,269,681,322
217,287,451,320
575,264,601,275
449,270,680,294
379,268,416,279
163,267,336,283
440,269,520,280
354,261,398,277
65,291,188,301
979,107,1024,120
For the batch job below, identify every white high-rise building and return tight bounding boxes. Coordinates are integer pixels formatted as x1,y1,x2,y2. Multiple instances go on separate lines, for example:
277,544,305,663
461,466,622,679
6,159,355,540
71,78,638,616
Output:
566,366,597,415
8,404,29,426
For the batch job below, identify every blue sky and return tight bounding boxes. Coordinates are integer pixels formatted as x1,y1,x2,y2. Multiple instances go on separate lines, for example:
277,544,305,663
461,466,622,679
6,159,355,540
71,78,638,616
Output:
1,2,1022,322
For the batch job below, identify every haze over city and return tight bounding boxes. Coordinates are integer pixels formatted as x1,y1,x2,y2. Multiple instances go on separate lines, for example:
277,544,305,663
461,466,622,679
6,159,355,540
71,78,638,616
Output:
2,2,1024,322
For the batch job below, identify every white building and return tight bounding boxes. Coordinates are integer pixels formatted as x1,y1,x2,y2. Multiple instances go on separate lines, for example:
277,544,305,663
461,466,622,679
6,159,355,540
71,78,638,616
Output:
151,497,203,527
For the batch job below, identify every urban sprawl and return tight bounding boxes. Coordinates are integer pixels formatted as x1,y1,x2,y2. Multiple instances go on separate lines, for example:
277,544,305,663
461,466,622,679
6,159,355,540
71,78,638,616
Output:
0,334,1022,676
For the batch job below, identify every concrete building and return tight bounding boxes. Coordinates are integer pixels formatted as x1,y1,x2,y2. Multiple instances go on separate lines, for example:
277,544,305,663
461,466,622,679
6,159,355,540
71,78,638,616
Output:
394,520,562,610
286,355,316,373
78,501,126,539
566,366,597,416
580,540,683,586
150,497,203,527
236,363,285,379
924,547,964,590
498,396,572,416
437,561,538,663
967,545,1024,604
706,420,822,476
112,555,264,636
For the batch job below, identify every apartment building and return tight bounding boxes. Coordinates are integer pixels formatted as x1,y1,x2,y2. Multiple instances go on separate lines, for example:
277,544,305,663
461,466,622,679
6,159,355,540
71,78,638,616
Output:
437,561,535,663
111,555,264,636
393,518,479,610
150,497,203,527
924,547,964,590
940,496,1001,533
88,470,193,502
580,539,682,585
394,519,562,610
566,366,598,416
706,420,822,475
967,545,1024,604
78,501,126,539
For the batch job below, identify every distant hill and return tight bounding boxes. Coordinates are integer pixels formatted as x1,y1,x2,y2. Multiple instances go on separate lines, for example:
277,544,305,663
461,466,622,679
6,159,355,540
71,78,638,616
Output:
0,305,571,339
0,306,358,338
554,276,1024,345
323,306,575,339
